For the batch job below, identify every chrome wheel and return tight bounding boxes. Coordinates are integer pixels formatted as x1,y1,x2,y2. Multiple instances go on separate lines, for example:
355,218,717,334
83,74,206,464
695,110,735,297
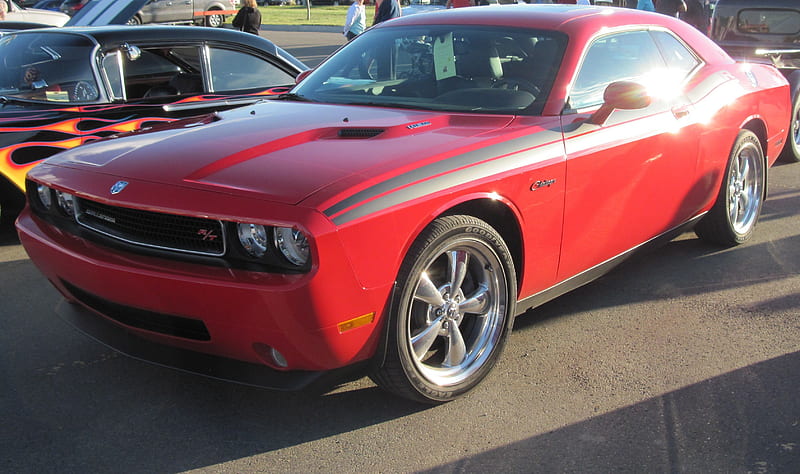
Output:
695,129,765,246
408,239,508,387
206,12,224,28
727,139,763,235
780,91,800,162
370,215,516,403
792,99,800,151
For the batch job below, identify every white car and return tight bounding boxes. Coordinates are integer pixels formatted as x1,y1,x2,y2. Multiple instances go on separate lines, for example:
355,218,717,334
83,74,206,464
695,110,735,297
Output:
5,0,70,26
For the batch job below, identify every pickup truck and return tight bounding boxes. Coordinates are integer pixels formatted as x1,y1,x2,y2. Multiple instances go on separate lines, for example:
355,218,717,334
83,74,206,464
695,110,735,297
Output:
126,0,238,28
710,0,800,162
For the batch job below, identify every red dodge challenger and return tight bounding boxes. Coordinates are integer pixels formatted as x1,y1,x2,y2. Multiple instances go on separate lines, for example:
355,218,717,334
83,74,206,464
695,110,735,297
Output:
17,5,791,403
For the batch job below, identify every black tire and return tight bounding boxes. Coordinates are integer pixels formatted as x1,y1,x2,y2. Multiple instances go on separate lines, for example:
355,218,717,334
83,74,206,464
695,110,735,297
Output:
780,86,800,163
126,15,142,25
370,215,517,403
695,130,765,246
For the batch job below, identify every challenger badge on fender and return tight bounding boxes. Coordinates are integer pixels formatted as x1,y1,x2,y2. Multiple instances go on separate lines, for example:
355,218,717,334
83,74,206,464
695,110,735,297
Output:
110,181,129,195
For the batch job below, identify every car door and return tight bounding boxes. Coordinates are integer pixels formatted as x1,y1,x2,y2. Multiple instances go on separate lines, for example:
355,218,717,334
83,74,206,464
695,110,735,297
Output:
557,29,703,280
138,0,192,24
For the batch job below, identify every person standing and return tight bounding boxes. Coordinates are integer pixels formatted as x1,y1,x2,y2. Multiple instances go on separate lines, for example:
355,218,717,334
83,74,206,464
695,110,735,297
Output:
637,0,655,11
343,0,365,41
655,0,687,17
682,0,709,33
232,0,262,35
374,0,400,26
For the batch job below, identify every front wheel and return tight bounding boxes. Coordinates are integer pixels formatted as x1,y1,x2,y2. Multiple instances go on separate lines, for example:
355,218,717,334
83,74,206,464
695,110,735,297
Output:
370,215,516,403
695,130,765,245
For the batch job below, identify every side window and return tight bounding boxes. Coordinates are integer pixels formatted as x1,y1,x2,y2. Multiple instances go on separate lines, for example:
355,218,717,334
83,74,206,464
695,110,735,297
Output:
652,30,700,79
101,52,124,100
207,48,295,92
569,30,665,111
113,46,201,100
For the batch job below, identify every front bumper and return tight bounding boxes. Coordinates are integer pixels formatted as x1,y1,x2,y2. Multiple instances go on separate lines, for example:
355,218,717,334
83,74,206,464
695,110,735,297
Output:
17,208,392,376
54,298,369,392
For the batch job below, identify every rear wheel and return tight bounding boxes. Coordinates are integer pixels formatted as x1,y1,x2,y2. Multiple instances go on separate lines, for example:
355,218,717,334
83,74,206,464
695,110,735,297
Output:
780,89,800,163
695,130,765,245
205,11,224,28
126,14,142,25
370,215,516,403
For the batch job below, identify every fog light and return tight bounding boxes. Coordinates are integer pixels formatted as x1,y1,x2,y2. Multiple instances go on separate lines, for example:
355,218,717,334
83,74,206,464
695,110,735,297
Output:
270,347,288,368
253,343,288,369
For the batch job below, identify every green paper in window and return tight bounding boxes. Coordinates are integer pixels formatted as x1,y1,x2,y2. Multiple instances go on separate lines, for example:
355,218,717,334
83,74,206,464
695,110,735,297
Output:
434,33,456,81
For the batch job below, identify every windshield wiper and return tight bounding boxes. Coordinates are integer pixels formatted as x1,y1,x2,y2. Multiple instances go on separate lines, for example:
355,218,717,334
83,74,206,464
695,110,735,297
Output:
0,96,35,106
277,92,311,102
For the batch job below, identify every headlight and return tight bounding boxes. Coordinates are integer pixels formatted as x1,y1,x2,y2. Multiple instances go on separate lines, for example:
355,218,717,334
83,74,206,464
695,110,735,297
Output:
274,226,309,266
237,223,269,258
36,184,52,209
55,190,76,216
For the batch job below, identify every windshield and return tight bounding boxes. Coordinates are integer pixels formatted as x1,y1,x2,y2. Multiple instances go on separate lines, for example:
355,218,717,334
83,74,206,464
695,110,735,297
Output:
293,25,566,115
0,32,101,104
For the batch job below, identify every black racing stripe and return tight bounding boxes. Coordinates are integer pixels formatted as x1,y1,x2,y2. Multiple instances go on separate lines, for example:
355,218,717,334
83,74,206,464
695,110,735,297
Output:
323,130,563,219
330,138,565,225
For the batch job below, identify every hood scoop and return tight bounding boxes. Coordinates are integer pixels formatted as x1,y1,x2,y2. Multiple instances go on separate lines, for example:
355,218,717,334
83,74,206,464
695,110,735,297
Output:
337,128,385,139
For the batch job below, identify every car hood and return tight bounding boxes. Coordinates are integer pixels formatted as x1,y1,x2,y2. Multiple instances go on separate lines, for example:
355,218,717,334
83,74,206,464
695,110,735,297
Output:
66,0,150,26
47,101,519,206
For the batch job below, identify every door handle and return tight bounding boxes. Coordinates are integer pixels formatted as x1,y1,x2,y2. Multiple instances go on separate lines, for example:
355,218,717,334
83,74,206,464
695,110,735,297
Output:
672,106,690,119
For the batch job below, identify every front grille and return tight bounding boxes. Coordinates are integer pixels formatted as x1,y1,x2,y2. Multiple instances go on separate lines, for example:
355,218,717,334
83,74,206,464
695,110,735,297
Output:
62,280,211,341
76,198,225,256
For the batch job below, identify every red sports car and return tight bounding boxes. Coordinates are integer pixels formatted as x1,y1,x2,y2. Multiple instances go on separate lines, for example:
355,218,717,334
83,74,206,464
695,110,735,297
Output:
17,5,791,403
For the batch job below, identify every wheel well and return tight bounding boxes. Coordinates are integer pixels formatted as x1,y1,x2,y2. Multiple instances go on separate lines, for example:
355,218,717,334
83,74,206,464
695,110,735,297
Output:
740,119,769,199
442,199,523,292
742,118,768,157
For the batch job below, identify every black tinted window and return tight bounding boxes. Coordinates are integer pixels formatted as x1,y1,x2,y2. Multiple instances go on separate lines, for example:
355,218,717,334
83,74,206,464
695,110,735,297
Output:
738,9,800,35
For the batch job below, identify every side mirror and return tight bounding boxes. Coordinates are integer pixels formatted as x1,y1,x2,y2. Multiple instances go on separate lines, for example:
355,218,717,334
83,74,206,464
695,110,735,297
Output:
590,81,651,125
295,69,313,84
121,43,141,62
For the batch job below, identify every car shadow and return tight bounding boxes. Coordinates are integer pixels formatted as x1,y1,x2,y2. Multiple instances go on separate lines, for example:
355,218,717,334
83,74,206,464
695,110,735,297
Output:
421,350,800,472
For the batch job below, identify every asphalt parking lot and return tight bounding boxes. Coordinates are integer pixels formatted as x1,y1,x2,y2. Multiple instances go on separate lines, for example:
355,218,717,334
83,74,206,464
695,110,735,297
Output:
0,27,798,474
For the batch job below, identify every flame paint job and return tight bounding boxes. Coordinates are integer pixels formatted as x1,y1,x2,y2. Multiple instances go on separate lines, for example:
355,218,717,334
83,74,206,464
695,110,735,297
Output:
0,87,289,192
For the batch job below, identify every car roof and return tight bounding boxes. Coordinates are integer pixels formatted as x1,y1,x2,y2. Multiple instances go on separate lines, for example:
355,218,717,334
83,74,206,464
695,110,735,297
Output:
8,25,283,53
385,4,674,34
381,5,729,62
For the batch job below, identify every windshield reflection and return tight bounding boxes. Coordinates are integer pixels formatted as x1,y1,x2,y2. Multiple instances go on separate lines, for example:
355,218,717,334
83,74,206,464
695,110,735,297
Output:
294,25,566,115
